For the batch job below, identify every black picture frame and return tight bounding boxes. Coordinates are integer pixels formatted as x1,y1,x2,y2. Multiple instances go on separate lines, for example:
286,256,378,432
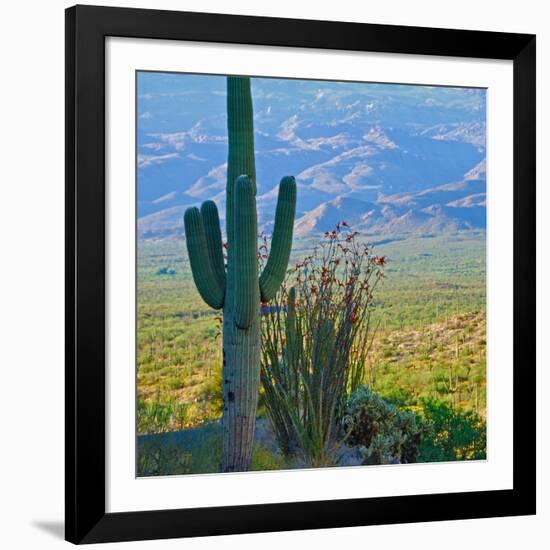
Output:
65,4,536,544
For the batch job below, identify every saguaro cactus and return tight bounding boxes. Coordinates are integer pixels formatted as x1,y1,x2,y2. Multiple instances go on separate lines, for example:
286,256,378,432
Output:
184,76,297,472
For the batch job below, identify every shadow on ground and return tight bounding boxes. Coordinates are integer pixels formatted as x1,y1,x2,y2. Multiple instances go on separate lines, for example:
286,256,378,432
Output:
32,520,64,540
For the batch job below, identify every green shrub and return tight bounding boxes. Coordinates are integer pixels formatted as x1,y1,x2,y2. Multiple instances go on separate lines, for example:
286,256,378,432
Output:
342,386,422,464
418,399,486,461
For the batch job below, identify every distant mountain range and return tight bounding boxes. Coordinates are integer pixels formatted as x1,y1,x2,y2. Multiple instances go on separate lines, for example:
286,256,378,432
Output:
294,162,485,237
136,74,486,240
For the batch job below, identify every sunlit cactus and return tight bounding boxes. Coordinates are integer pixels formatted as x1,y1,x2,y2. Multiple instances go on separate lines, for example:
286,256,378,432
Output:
184,76,297,472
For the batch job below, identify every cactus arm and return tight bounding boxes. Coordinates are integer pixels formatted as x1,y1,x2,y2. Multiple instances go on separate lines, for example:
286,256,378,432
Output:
233,175,260,329
184,207,224,309
260,176,297,302
200,200,226,292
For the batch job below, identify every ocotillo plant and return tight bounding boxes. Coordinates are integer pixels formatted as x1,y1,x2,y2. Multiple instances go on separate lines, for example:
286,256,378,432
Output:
184,76,297,472
261,226,385,466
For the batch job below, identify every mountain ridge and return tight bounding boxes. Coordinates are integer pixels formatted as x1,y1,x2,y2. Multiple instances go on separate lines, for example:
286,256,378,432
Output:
138,160,486,240
137,76,486,239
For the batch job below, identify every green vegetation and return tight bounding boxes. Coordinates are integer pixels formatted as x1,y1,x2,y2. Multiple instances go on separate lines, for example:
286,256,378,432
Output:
138,425,288,476
342,386,486,465
343,385,423,464
418,399,487,461
371,231,486,330
261,227,385,466
137,230,486,473
137,390,486,476
368,310,486,414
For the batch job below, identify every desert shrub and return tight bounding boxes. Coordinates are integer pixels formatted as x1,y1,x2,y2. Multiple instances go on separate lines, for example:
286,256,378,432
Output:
341,390,486,465
250,442,287,472
377,386,416,408
342,385,422,464
418,399,486,461
137,396,190,434
261,225,385,466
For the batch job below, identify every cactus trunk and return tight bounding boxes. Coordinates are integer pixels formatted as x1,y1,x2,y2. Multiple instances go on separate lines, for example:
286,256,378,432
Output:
222,77,259,472
221,174,261,472
184,75,296,472
222,310,261,471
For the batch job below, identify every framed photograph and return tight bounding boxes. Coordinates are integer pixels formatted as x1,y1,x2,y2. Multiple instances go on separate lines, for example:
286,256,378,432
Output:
65,5,536,544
